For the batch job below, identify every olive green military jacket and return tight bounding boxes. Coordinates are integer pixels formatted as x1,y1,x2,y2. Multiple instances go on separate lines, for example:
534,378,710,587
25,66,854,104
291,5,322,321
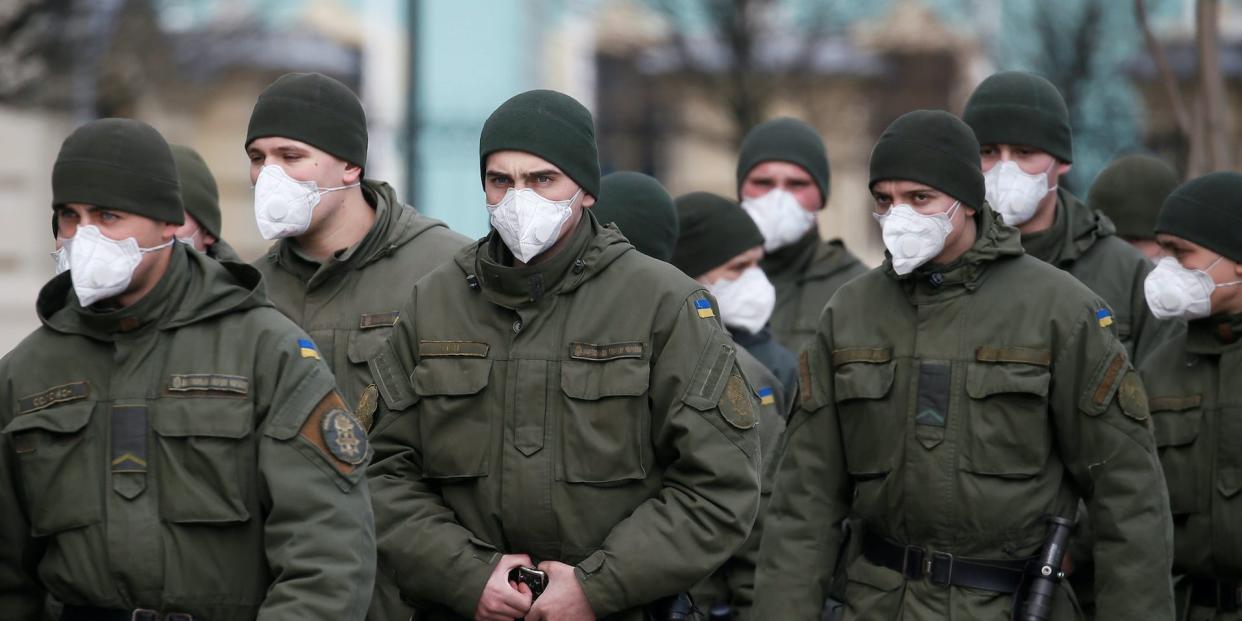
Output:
1022,189,1182,365
367,214,762,621
255,179,469,425
0,246,376,620
753,206,1174,620
1140,314,1242,583
760,233,868,355
690,343,787,621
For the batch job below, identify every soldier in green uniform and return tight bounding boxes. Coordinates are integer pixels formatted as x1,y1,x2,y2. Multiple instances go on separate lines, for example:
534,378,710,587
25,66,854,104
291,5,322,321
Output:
963,71,1180,366
753,110,1174,620
1138,172,1242,621
672,191,797,404
1088,153,1181,262
244,72,469,430
736,117,868,355
0,118,376,620
170,143,243,262
366,90,761,621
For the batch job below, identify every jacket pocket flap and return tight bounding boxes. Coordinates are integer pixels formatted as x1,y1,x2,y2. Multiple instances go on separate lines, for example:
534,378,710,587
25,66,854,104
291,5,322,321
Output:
413,358,492,397
152,400,252,439
3,403,93,435
561,358,650,400
347,325,393,364
834,361,896,402
1152,408,1202,448
966,361,1051,399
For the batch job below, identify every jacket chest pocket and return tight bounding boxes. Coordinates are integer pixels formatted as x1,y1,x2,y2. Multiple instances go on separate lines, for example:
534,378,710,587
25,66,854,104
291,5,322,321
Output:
1150,396,1205,515
412,357,493,479
152,398,255,524
833,358,898,478
962,360,1052,478
3,403,102,536
558,358,650,484
347,312,399,368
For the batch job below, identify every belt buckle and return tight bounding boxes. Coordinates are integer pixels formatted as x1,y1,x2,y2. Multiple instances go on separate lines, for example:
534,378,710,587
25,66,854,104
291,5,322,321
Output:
928,551,954,586
131,611,159,621
900,545,925,580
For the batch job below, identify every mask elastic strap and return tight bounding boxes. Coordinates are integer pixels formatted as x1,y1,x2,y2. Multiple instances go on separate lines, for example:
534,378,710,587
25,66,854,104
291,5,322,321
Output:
140,239,176,254
318,181,361,195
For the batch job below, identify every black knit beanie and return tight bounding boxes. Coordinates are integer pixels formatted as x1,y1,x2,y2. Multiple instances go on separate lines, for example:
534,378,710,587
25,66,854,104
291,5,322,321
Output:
479,90,600,198
245,72,368,168
672,192,765,278
869,110,985,210
736,117,830,207
593,171,679,262
170,144,222,238
963,71,1073,163
1156,172,1242,263
1088,154,1179,240
52,118,184,224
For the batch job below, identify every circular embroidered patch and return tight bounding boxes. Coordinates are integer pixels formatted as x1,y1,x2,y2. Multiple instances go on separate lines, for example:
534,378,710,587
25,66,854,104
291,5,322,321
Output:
322,408,368,465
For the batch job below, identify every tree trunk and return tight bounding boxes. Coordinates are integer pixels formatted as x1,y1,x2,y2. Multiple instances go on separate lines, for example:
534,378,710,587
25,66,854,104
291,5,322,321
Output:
1196,0,1232,170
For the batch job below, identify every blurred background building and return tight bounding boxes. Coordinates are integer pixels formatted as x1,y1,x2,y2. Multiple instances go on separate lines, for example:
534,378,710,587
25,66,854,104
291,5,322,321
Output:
1,0,1239,351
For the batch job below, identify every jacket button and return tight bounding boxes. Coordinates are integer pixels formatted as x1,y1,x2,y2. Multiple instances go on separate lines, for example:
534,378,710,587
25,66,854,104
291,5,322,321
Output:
572,259,585,274
512,320,523,334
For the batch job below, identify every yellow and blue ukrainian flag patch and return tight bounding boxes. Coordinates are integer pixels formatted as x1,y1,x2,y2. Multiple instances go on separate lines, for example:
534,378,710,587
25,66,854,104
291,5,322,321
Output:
298,338,321,360
1096,308,1114,328
695,298,715,319
757,386,776,406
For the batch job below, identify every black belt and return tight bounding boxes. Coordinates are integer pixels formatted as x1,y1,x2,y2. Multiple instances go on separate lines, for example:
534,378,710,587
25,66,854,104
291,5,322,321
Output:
861,531,1032,594
61,606,193,621
1191,577,1242,612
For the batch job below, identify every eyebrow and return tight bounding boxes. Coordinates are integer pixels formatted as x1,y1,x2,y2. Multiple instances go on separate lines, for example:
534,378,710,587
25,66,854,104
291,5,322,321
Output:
525,169,560,178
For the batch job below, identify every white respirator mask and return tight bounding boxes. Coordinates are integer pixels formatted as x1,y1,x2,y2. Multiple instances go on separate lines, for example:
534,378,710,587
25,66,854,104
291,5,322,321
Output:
1144,256,1242,320
486,187,579,264
64,225,173,307
253,165,358,240
708,265,776,334
740,189,817,252
873,201,960,276
983,160,1057,226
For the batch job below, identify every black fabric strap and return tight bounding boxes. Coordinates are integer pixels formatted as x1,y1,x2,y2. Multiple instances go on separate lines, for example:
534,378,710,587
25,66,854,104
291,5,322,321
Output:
861,530,1031,594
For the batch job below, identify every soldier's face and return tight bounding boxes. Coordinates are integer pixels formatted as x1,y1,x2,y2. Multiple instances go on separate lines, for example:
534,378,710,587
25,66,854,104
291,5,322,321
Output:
483,151,596,258
246,137,361,229
697,246,764,285
56,203,178,293
740,161,821,212
871,179,977,263
1156,234,1242,312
